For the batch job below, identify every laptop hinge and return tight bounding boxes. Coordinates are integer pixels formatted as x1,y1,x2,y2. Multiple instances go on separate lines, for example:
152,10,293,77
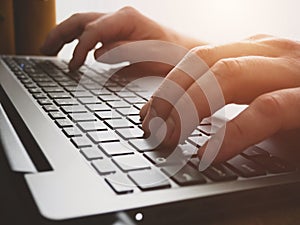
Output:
0,103,37,173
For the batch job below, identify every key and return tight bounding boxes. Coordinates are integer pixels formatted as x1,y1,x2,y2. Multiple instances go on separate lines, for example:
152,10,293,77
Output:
99,94,121,102
65,86,86,92
242,146,270,157
113,154,151,172
69,113,97,122
128,169,171,191
49,111,65,119
78,121,107,132
127,115,142,125
144,149,186,166
226,155,266,177
135,91,152,100
178,142,198,157
37,82,58,87
80,147,103,160
42,87,64,93
33,93,47,99
107,101,131,108
91,158,117,175
71,91,94,98
198,125,219,136
37,99,52,105
202,165,238,182
116,107,140,116
87,130,119,143
116,91,137,98
188,135,209,147
162,164,206,186
28,87,42,94
129,139,157,152
43,105,59,112
55,119,73,128
105,119,134,129
48,92,71,99
105,173,134,194
71,136,93,148
61,105,87,113
99,142,134,156
133,103,145,110
54,99,79,106
124,97,146,104
86,104,110,111
63,127,82,137
190,129,202,136
78,97,101,105
250,155,296,174
116,127,144,139
95,110,122,120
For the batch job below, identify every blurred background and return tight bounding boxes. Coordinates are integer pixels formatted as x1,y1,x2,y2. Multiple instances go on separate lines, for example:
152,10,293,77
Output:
56,0,300,60
1,0,300,61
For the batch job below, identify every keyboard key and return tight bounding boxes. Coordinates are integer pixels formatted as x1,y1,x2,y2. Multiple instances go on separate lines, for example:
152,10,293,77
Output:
251,155,296,174
242,146,270,157
202,165,238,182
133,103,145,110
190,129,202,136
99,94,121,102
42,87,64,93
105,173,134,194
71,136,93,148
28,87,42,94
71,91,94,98
124,97,146,104
198,125,219,135
78,97,101,105
48,92,71,99
178,142,198,157
33,93,47,99
55,99,79,106
129,139,157,152
99,142,134,156
127,115,142,125
37,99,52,105
116,127,144,139
144,149,186,166
43,105,59,112
49,111,65,119
116,107,140,116
188,135,209,147
63,127,82,137
107,101,131,108
226,155,266,177
128,169,171,191
65,86,86,92
95,110,122,120
69,113,97,122
86,103,111,111
91,158,117,175
116,91,137,98
55,119,73,128
112,154,151,172
80,147,103,160
61,105,87,113
37,82,58,87
87,130,119,143
105,119,134,129
78,121,107,132
162,164,206,186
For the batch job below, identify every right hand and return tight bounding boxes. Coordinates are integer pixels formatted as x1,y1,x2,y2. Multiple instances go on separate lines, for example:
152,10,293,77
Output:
41,6,204,74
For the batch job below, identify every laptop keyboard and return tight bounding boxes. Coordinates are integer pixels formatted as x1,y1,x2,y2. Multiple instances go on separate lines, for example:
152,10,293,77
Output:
2,56,297,195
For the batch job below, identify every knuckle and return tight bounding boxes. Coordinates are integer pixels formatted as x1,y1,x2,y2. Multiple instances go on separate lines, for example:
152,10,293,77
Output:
119,6,138,16
212,58,242,79
262,38,300,51
189,46,215,66
70,13,82,20
247,34,272,41
254,93,283,118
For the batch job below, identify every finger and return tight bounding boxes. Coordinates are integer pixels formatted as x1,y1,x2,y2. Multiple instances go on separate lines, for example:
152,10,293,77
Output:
41,12,102,55
159,56,300,147
198,87,300,163
69,7,144,71
142,40,286,137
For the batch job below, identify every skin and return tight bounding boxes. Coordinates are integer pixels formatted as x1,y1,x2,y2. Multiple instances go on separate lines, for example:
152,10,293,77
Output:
41,7,300,163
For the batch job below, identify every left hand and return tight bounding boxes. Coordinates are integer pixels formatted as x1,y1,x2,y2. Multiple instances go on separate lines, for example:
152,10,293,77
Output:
141,35,300,162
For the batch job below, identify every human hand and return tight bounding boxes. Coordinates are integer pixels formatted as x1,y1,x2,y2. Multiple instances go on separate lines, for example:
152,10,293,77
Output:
141,34,300,163
41,7,204,74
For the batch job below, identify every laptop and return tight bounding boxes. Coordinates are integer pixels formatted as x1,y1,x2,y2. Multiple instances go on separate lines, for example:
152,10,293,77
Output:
1,55,300,224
